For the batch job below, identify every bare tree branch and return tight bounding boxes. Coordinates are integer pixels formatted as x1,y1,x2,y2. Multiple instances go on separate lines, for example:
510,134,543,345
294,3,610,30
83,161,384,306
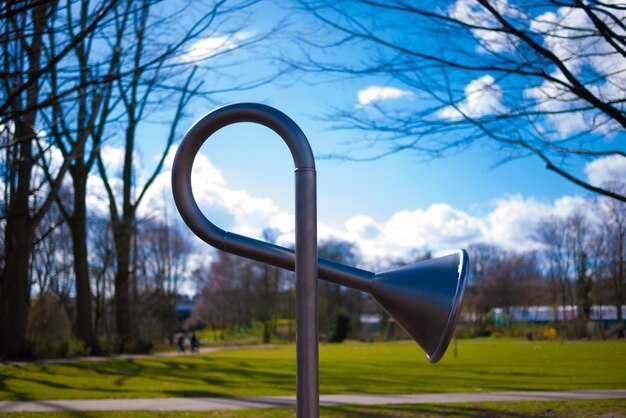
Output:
295,0,626,201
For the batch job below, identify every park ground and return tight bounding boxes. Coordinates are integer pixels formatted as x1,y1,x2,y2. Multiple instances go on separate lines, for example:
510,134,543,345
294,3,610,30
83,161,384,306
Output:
1,339,625,416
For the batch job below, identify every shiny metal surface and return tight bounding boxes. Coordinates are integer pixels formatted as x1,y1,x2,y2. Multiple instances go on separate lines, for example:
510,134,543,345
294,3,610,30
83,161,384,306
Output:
171,102,470,417
172,103,319,418
371,250,468,363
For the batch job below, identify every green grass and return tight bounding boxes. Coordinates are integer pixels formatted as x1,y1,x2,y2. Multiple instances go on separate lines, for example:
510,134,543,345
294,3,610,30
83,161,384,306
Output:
194,320,294,346
1,399,626,417
0,339,625,401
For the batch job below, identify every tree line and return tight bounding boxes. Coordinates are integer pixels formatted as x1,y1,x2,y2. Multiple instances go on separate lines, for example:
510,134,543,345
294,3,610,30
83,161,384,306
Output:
466,190,625,340
188,192,625,345
0,0,275,359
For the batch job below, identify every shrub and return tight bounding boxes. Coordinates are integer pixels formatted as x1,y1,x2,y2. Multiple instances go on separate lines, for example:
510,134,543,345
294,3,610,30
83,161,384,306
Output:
67,337,91,357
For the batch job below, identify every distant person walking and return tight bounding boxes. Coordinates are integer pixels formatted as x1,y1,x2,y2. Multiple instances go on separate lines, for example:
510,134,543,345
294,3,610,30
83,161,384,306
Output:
176,331,186,353
190,333,200,353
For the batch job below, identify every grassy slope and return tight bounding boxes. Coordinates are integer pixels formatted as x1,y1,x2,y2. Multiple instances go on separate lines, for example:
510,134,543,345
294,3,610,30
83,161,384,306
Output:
0,339,625,401
2,400,626,417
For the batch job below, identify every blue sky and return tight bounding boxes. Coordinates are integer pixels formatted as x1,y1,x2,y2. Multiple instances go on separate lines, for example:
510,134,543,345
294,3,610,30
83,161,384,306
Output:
107,0,625,270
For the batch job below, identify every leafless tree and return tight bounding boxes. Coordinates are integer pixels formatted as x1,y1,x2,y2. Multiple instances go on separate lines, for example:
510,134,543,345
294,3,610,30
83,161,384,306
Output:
189,251,260,335
490,252,544,330
258,228,282,343
536,208,600,336
94,0,277,351
598,182,626,337
566,211,599,336
465,243,547,335
317,238,363,340
38,0,125,353
134,219,192,344
88,216,116,343
296,0,626,202
465,243,503,332
535,215,574,330
30,203,73,300
0,0,116,359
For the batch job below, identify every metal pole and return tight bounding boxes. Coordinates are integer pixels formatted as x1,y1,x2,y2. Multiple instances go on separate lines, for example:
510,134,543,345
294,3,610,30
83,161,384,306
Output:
295,168,318,418
171,103,319,417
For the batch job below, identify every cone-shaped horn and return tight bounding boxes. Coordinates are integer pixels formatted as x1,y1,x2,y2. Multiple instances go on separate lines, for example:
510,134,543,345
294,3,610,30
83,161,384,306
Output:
370,250,468,363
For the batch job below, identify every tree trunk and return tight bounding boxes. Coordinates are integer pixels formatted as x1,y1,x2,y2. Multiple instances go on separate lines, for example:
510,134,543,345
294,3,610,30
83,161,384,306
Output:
114,221,132,351
576,253,592,337
616,239,624,339
1,226,34,358
618,295,624,339
68,167,95,351
261,264,271,344
0,1,45,359
1,121,35,359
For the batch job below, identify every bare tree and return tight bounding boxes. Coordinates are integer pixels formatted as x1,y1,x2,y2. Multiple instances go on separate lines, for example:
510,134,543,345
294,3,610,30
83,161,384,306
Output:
535,216,574,329
536,208,600,336
465,243,503,333
487,251,543,331
189,251,259,335
258,228,282,343
134,219,192,344
95,0,278,351
566,211,598,336
41,0,125,353
30,203,74,300
296,0,626,202
88,216,116,343
599,182,626,337
0,0,116,359
317,238,362,340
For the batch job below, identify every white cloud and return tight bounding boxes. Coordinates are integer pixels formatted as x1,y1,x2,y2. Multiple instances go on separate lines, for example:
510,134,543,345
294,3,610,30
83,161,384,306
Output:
530,9,590,73
99,145,127,177
353,203,486,260
447,1,625,137
85,145,143,218
483,194,586,251
524,4,626,137
523,72,589,137
357,86,413,106
28,142,70,207
139,146,295,243
179,31,253,63
324,194,596,262
585,155,626,187
124,148,607,270
85,173,111,216
448,0,521,53
438,75,507,121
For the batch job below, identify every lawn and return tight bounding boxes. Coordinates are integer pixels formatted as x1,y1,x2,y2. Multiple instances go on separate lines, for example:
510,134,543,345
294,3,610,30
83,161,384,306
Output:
2,399,626,417
0,339,625,401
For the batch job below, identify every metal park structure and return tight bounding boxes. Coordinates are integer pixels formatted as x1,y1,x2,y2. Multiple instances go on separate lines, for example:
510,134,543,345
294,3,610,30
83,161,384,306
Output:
171,103,469,418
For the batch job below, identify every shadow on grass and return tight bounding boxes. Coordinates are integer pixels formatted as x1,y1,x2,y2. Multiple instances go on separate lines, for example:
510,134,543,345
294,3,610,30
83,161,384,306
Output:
0,354,297,401
1,341,623,403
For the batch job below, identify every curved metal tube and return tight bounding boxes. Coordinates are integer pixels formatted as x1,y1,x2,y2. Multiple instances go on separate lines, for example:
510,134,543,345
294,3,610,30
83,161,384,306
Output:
171,103,373,293
171,102,468,375
172,102,368,418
